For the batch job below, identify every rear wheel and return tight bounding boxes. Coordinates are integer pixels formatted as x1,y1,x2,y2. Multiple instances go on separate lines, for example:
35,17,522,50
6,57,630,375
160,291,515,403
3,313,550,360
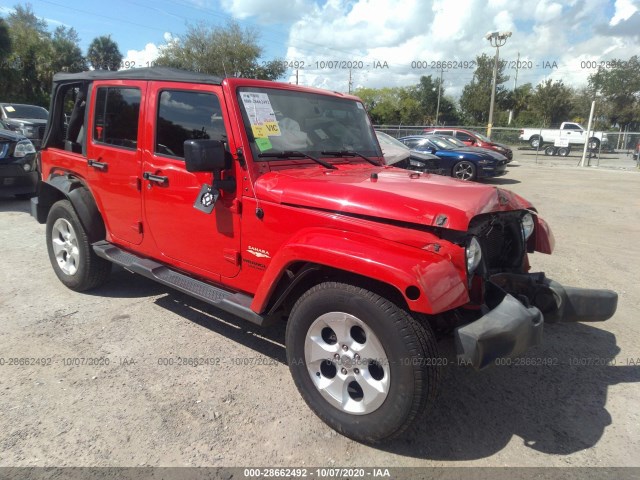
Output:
46,199,111,291
452,160,476,180
588,137,600,150
544,146,556,156
286,282,440,443
558,147,570,157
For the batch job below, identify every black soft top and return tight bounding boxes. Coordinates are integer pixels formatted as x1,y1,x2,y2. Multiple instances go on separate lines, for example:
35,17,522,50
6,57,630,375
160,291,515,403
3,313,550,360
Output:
52,67,223,85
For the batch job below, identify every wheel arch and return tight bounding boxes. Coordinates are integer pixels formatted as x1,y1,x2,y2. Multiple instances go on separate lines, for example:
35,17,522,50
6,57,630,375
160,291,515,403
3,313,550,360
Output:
251,228,469,316
35,174,106,243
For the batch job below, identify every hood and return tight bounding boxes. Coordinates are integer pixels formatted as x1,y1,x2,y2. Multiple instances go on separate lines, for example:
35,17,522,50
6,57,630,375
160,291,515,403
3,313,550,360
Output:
3,118,47,126
449,147,506,161
380,142,410,165
255,165,533,231
0,129,26,142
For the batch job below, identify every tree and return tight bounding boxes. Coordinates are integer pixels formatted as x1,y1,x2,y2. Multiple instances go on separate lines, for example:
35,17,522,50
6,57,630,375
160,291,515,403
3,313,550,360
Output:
155,20,285,80
0,18,10,63
4,4,52,105
530,79,573,126
87,35,122,70
0,18,13,95
459,53,509,124
588,56,640,129
51,26,86,72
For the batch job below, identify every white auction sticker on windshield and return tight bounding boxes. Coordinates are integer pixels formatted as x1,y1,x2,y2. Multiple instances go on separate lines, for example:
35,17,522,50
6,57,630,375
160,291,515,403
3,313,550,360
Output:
5,106,15,112
240,92,281,138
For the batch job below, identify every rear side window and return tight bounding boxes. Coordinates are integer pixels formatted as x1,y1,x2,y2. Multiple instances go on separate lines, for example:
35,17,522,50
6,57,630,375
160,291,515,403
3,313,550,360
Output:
93,87,141,149
155,90,226,159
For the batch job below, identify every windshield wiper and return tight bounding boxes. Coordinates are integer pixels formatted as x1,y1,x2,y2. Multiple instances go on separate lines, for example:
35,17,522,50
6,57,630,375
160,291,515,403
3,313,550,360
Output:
258,151,337,169
320,150,381,166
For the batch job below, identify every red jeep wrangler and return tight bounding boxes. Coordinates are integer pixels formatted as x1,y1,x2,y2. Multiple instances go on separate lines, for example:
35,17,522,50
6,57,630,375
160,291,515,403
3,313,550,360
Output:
32,68,618,443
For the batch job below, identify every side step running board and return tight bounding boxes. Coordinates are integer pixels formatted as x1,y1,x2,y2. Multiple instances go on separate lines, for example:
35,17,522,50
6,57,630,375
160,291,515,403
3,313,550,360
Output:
93,241,271,326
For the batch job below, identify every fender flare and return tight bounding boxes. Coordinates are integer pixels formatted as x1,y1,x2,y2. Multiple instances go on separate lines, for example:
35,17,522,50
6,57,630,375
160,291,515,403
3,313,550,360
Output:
251,228,469,315
38,175,106,243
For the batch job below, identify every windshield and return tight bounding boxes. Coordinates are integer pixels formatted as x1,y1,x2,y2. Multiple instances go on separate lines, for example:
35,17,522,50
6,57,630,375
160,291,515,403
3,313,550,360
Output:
237,87,380,161
2,104,49,120
433,135,464,148
470,131,491,143
427,136,455,150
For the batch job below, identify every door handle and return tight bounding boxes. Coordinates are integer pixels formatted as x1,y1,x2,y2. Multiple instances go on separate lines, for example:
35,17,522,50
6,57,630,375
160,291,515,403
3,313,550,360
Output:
143,172,168,185
88,159,108,171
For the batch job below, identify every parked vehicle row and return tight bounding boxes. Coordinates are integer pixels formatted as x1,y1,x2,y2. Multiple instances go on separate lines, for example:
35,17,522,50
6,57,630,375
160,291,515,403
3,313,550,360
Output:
398,135,508,181
423,127,513,161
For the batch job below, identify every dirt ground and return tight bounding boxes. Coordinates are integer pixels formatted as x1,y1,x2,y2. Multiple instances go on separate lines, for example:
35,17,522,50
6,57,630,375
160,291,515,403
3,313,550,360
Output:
1,151,639,468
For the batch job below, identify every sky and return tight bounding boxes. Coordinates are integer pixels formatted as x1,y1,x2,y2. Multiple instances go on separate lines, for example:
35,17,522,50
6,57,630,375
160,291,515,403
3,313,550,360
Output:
1,0,639,98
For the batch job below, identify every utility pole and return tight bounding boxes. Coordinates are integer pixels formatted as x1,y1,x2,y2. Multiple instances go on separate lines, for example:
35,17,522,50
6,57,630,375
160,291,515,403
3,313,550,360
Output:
508,52,520,125
435,67,443,126
348,68,353,94
485,31,512,138
295,69,299,85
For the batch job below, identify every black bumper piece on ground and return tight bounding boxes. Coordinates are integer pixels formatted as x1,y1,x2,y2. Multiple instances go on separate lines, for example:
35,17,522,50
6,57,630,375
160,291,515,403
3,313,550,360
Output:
455,273,618,370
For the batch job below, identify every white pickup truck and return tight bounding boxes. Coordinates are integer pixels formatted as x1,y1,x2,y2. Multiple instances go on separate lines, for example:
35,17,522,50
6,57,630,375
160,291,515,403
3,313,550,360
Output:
519,122,608,149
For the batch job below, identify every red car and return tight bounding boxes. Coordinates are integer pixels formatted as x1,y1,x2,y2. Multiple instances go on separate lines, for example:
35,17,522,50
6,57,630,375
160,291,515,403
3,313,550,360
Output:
423,127,513,161
31,68,617,443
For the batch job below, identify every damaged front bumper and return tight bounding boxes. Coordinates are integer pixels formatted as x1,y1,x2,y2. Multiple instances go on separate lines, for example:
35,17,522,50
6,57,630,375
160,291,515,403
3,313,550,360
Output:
455,273,618,370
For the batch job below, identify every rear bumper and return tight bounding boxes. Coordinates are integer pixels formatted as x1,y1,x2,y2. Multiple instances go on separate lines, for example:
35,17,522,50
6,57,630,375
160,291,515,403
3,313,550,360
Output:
455,273,618,370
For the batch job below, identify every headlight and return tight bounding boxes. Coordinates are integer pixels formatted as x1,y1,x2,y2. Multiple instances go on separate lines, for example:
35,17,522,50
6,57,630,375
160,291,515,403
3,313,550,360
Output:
466,237,482,273
522,213,535,240
21,126,35,137
14,140,36,158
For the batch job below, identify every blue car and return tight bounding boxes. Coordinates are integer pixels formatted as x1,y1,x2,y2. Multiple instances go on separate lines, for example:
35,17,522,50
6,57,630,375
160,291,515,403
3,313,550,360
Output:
398,135,507,181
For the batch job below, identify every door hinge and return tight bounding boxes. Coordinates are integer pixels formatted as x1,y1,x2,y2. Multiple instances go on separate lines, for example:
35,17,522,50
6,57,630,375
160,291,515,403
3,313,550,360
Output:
230,198,242,214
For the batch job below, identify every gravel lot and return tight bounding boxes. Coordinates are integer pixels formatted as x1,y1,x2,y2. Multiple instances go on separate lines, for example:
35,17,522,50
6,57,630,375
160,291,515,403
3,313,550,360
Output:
1,151,639,468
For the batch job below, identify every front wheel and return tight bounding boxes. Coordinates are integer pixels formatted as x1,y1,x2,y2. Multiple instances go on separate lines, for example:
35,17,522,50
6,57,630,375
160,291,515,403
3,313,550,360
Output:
452,160,476,180
286,282,440,443
46,199,111,291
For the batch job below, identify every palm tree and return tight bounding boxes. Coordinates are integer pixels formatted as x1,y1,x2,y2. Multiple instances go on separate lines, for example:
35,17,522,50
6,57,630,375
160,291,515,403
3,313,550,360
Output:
87,35,123,71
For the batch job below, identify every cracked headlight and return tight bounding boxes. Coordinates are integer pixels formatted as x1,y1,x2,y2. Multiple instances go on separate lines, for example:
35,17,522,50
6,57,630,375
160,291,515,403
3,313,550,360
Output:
522,213,535,240
466,236,482,273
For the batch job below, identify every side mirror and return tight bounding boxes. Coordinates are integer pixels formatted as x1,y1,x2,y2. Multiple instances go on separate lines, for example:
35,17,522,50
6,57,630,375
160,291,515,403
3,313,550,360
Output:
184,139,235,192
468,138,476,145
184,139,229,172
429,147,437,154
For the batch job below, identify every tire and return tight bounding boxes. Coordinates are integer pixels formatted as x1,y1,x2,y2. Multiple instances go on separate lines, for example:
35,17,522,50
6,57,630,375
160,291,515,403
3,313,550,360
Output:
558,147,570,157
588,137,600,150
286,282,440,443
544,146,556,156
530,135,542,149
452,160,476,181
46,199,111,292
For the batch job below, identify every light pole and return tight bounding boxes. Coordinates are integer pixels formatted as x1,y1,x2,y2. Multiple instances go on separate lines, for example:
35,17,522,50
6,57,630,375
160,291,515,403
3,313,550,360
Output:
485,31,511,139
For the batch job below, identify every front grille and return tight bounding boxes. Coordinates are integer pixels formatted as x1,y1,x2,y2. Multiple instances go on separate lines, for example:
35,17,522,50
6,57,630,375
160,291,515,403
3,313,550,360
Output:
469,212,525,272
37,126,46,139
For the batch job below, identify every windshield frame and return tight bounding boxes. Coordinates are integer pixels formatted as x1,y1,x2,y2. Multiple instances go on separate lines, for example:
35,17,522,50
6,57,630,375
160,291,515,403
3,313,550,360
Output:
236,86,382,162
